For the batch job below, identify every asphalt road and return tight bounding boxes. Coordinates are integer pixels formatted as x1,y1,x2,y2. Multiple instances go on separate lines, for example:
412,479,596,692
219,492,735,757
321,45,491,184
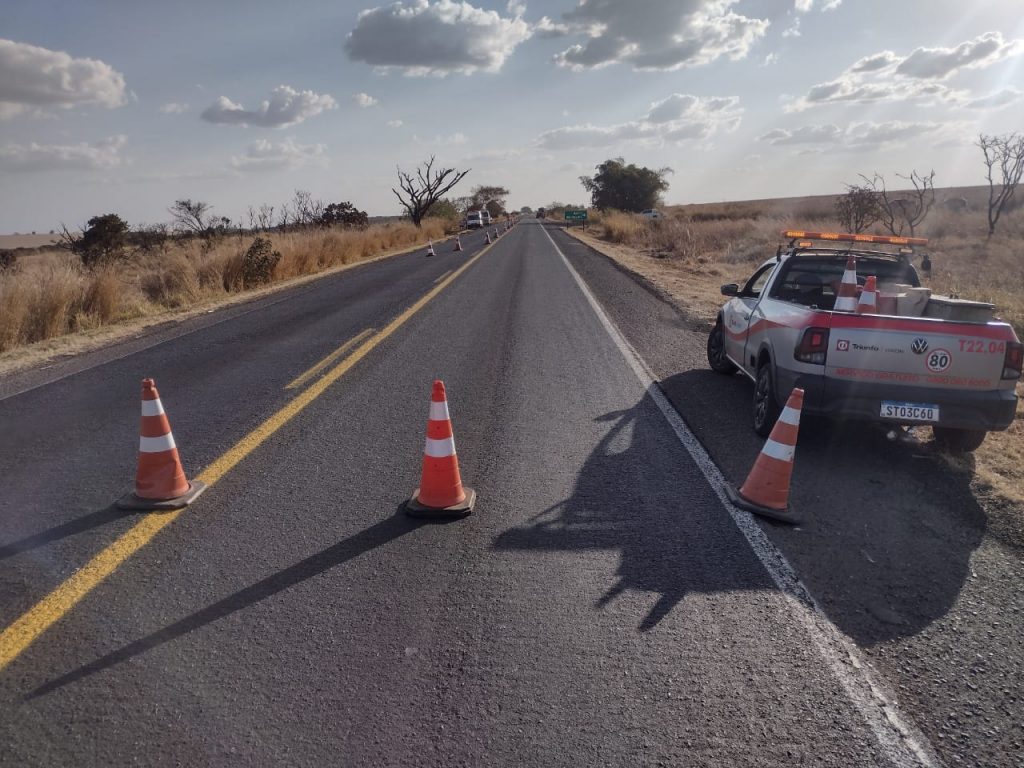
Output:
0,220,1017,765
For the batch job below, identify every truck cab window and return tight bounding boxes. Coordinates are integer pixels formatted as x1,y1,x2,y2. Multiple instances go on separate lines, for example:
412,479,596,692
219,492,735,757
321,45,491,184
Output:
741,264,775,298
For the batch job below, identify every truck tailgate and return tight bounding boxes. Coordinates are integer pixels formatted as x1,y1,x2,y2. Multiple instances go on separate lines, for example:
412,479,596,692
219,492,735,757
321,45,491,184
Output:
825,314,1013,392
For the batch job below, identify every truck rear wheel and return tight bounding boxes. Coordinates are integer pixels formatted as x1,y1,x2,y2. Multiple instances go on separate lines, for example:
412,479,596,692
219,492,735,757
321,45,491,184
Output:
932,426,987,453
753,361,782,437
707,320,737,374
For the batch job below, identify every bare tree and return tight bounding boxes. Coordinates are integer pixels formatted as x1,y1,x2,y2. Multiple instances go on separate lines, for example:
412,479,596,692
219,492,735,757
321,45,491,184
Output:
169,199,214,237
835,184,881,233
978,132,1024,237
393,156,470,226
257,204,275,232
861,171,935,236
291,189,326,228
132,222,171,256
276,202,292,233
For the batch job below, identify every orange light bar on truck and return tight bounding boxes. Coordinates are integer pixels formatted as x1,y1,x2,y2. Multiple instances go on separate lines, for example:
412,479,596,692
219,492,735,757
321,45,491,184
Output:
783,230,929,247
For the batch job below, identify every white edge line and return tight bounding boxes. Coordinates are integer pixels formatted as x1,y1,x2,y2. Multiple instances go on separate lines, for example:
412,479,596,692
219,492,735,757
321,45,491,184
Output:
541,224,941,768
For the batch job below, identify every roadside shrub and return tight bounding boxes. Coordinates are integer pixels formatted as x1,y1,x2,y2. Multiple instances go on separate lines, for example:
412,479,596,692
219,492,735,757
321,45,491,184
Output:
140,253,200,308
601,211,645,244
0,277,29,350
0,250,17,272
65,213,130,269
242,237,281,288
220,251,246,292
25,264,85,342
83,269,123,323
320,201,369,228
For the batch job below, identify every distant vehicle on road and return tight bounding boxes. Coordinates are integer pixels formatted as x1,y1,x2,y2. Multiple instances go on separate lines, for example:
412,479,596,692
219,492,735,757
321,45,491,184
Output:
708,230,1021,452
481,209,492,225
466,212,483,229
536,207,546,219
640,209,661,219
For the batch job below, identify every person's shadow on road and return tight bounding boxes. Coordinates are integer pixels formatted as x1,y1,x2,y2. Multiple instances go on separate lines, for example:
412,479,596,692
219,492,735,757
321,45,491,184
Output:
494,395,776,632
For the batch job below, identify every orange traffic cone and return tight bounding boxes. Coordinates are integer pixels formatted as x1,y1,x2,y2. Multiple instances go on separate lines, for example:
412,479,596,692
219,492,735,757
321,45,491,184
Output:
725,388,803,524
117,378,206,510
426,240,435,257
405,380,476,518
834,255,858,312
454,235,463,252
857,275,878,314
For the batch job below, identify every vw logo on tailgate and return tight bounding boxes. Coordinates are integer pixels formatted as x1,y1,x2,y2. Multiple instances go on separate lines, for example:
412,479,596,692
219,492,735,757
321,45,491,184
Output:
911,338,929,355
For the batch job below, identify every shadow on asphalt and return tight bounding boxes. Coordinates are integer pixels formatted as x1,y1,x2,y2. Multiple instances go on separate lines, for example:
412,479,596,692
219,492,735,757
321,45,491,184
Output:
0,505,132,561
28,510,430,699
660,369,987,647
493,395,775,632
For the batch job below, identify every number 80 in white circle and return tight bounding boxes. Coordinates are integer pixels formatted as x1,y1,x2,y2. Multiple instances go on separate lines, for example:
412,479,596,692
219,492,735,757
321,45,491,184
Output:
926,349,952,372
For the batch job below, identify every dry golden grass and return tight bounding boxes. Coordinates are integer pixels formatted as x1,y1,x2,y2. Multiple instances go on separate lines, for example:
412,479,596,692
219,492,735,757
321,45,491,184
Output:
573,195,1024,507
0,219,450,355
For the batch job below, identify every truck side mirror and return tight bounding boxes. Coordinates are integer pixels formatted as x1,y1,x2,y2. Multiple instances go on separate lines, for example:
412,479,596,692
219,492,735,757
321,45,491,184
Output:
720,283,739,297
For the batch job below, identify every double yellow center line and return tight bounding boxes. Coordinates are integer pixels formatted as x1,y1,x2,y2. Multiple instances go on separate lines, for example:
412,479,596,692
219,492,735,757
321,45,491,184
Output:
285,328,375,390
0,240,493,672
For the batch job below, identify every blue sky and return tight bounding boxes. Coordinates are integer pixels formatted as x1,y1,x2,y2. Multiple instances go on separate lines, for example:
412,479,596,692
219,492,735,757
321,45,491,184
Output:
0,0,1021,233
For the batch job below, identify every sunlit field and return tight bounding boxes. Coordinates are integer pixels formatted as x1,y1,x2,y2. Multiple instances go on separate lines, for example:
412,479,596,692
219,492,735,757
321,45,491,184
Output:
0,219,451,355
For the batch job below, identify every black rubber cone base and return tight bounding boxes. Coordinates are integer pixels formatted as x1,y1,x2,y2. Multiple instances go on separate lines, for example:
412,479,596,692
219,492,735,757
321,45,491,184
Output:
404,487,476,519
116,480,207,512
725,483,799,525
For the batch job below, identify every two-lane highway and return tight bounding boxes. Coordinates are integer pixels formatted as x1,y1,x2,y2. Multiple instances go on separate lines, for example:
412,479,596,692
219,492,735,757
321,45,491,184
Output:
2,221,932,765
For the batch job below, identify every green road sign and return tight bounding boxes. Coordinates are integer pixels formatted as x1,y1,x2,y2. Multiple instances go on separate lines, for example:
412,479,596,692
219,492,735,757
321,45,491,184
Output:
564,210,587,221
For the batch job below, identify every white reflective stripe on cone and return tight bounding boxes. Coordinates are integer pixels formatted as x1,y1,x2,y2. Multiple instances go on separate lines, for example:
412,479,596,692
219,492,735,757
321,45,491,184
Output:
761,437,795,462
429,401,450,421
424,437,456,458
779,406,802,426
140,433,176,453
141,399,166,417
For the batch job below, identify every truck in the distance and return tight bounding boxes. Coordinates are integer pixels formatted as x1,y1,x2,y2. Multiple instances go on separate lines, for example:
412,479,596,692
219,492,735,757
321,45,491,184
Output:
707,230,1021,452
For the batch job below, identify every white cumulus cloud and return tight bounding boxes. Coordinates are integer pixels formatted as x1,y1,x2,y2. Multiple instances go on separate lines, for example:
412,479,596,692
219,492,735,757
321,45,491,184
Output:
759,121,944,150
344,0,532,76
412,131,468,146
202,85,337,128
387,119,404,127
0,135,127,172
231,140,327,174
159,102,189,114
536,93,742,150
353,92,379,107
790,31,1023,111
965,88,1022,110
0,39,127,119
794,0,841,12
552,0,769,72
896,32,1022,79
230,138,328,171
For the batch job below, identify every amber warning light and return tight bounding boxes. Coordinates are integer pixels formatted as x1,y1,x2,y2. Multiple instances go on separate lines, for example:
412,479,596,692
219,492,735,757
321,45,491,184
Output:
783,230,928,247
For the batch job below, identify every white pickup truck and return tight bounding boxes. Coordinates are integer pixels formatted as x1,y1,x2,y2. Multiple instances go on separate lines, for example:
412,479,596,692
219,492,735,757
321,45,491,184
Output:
707,230,1021,452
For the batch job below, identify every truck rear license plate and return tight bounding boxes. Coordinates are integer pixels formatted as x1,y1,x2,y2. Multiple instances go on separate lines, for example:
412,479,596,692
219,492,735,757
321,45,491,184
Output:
880,401,939,422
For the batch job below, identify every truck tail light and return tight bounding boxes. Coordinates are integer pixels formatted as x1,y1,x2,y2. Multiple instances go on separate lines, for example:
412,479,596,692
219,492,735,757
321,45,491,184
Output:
1003,341,1023,380
795,327,830,365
